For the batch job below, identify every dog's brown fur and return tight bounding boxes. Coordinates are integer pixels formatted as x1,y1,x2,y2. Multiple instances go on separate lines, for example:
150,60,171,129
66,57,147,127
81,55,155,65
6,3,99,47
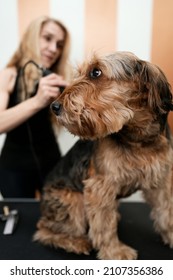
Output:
34,51,173,259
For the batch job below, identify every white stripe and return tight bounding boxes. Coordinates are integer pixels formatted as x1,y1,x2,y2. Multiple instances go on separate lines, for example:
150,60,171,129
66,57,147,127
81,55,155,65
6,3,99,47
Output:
0,0,19,69
116,0,153,60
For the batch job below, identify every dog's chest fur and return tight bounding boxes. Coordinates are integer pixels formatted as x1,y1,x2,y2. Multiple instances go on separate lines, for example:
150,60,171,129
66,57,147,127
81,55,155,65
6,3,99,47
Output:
90,133,173,198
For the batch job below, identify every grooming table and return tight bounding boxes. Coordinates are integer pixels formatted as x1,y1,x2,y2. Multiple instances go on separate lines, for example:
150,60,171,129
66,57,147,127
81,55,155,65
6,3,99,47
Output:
0,200,173,260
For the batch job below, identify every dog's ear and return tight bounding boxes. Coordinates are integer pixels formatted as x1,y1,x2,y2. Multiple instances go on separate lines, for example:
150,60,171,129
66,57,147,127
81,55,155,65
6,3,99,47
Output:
135,60,173,114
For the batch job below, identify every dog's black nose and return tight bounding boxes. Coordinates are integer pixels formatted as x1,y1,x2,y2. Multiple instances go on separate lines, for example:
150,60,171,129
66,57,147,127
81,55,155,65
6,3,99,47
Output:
51,101,62,115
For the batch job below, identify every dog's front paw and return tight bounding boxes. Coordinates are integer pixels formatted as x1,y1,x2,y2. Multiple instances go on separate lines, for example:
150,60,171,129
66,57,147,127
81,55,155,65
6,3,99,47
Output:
71,237,93,255
115,243,137,260
161,231,173,248
98,242,137,260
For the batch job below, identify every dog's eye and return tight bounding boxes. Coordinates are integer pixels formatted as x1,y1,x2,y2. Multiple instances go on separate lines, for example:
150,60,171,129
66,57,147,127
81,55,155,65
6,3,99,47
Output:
89,68,102,79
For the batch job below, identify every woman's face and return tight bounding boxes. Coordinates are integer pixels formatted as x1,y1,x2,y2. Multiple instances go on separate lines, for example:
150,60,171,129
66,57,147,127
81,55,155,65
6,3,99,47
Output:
39,21,65,68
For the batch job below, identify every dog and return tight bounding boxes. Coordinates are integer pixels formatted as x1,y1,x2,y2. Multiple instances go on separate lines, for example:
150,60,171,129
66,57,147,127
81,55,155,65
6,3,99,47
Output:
34,51,173,259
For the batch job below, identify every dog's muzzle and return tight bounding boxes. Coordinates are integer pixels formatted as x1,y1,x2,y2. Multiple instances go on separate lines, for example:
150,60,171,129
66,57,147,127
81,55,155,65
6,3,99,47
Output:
51,101,62,116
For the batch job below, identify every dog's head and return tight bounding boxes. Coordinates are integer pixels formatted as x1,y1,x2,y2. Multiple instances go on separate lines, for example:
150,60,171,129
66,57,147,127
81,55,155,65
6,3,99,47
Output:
51,51,173,140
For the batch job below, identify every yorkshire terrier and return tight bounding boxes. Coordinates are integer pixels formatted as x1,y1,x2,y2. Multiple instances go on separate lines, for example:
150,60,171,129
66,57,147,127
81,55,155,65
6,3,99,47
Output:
34,51,173,259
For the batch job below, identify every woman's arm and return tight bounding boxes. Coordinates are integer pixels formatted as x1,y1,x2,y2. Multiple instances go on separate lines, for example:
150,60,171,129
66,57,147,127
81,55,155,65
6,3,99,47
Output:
0,69,67,134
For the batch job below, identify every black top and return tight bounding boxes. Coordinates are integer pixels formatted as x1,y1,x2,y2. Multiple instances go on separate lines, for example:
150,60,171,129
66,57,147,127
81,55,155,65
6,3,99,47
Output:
0,71,61,175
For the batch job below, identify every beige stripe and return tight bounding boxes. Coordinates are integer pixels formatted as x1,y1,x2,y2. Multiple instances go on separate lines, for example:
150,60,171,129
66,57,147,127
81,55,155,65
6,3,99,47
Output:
151,0,173,86
84,0,118,57
18,0,50,37
151,0,173,130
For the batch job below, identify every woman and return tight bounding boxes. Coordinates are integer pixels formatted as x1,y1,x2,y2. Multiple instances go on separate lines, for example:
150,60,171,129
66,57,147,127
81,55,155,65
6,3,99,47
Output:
0,16,71,198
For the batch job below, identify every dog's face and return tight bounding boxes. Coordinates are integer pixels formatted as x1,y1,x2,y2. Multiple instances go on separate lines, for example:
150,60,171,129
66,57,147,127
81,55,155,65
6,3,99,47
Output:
52,51,173,139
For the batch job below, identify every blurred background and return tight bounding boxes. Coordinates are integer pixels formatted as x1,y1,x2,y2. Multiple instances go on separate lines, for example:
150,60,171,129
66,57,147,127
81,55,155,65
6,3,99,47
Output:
0,0,173,200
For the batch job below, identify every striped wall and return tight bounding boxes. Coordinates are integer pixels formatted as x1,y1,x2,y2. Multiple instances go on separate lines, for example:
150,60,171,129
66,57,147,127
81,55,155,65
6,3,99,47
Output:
1,1,173,71
85,0,117,56
116,0,153,60
1,1,173,79
151,0,173,129
1,0,173,144
18,0,49,37
0,0,19,68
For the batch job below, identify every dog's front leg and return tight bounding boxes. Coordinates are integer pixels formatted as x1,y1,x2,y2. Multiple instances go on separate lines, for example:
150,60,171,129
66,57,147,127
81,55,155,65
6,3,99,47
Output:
84,176,137,260
143,178,173,248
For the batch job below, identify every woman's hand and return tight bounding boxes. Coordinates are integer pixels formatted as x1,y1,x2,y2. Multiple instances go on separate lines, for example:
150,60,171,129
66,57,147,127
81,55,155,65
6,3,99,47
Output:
33,73,68,109
0,72,68,133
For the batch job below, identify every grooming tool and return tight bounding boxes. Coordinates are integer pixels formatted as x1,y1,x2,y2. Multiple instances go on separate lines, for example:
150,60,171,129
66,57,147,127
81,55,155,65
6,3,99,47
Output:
0,206,19,235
